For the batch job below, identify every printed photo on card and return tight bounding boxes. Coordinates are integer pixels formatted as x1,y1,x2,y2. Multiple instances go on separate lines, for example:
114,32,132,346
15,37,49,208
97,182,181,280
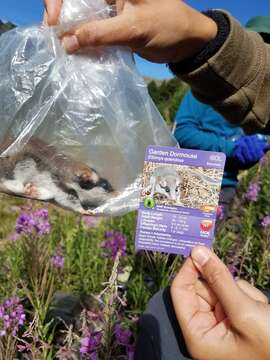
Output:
135,146,226,256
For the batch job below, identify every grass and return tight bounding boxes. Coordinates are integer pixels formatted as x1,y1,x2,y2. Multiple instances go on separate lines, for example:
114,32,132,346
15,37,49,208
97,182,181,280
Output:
0,155,269,358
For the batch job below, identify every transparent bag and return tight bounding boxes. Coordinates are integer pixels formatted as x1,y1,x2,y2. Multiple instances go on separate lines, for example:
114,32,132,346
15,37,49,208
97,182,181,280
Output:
0,0,176,216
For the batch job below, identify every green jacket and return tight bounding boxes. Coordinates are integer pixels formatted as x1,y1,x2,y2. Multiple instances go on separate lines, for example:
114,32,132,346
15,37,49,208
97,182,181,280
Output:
179,12,270,135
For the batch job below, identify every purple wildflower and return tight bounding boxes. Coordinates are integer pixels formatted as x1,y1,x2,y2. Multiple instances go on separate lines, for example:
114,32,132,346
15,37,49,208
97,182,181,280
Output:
262,215,270,228
260,155,268,165
34,208,49,219
35,220,51,235
82,215,101,229
80,331,102,358
228,264,240,280
8,232,21,241
0,297,25,337
34,208,51,235
115,324,132,346
15,208,51,236
127,347,135,360
50,255,64,269
102,231,127,260
216,205,224,220
15,213,35,235
246,182,260,202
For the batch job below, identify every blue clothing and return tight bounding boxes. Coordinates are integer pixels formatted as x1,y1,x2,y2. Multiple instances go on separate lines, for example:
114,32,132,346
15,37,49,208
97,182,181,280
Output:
174,91,243,187
233,135,270,169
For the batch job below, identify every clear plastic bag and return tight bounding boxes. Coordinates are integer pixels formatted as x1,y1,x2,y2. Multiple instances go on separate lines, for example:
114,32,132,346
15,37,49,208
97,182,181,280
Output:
0,0,176,216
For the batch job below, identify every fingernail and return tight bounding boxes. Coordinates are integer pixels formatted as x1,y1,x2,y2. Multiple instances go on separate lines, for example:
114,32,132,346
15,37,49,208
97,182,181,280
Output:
62,35,79,53
191,246,211,267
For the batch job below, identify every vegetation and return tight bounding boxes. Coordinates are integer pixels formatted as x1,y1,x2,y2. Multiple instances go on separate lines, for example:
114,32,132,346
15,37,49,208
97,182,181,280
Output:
148,78,188,125
0,153,269,358
0,19,270,359
0,21,15,35
0,198,181,359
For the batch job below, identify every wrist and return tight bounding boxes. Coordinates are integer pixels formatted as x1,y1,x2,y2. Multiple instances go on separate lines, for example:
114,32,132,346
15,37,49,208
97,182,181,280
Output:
172,5,218,63
169,10,228,75
190,10,218,49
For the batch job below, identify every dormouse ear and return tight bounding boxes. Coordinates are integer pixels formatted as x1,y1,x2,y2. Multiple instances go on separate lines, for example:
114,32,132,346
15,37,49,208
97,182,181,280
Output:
159,178,167,187
76,171,95,190
77,170,92,182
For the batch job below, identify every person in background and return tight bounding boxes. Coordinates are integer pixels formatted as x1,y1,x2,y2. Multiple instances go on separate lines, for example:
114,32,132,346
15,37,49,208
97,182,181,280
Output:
174,89,270,221
174,17,270,221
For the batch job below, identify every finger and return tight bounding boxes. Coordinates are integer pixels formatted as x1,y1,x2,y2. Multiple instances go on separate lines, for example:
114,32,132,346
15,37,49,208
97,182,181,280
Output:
191,246,250,321
171,257,200,329
44,0,62,26
62,15,140,53
214,301,226,323
237,280,269,304
195,279,217,307
43,10,49,26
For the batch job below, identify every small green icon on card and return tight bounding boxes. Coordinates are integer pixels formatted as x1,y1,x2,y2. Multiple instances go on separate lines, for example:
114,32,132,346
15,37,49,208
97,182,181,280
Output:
144,197,155,209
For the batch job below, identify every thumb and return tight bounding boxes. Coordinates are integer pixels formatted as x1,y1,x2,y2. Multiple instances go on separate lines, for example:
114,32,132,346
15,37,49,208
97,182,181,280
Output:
44,0,62,26
191,246,249,320
62,15,135,53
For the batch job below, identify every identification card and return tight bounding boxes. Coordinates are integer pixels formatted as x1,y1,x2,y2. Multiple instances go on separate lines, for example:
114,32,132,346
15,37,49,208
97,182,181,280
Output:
135,146,226,256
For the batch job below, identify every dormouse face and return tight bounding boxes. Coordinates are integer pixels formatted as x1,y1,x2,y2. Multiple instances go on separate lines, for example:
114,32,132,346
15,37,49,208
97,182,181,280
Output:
65,166,115,210
156,175,181,201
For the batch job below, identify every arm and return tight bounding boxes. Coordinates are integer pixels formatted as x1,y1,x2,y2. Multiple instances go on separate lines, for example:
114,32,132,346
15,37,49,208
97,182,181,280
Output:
176,95,270,170
172,12,270,135
175,91,234,156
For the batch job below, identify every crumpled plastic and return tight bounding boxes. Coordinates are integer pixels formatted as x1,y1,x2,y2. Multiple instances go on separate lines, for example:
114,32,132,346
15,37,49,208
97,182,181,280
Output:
0,0,176,216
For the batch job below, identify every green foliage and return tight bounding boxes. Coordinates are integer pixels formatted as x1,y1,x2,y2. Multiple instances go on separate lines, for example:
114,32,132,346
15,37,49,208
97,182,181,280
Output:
0,20,15,35
148,78,188,125
0,157,269,358
0,195,185,357
215,157,270,289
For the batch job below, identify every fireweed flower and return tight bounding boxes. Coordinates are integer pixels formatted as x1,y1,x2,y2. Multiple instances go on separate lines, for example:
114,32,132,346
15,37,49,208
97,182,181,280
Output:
34,208,49,219
115,324,134,360
228,264,240,280
127,347,135,360
8,232,21,241
216,205,224,220
262,215,270,228
15,213,35,235
50,255,64,269
115,324,132,346
246,182,260,202
0,297,25,337
102,231,127,260
33,208,51,235
80,331,102,358
15,208,51,236
260,155,268,166
82,215,101,229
